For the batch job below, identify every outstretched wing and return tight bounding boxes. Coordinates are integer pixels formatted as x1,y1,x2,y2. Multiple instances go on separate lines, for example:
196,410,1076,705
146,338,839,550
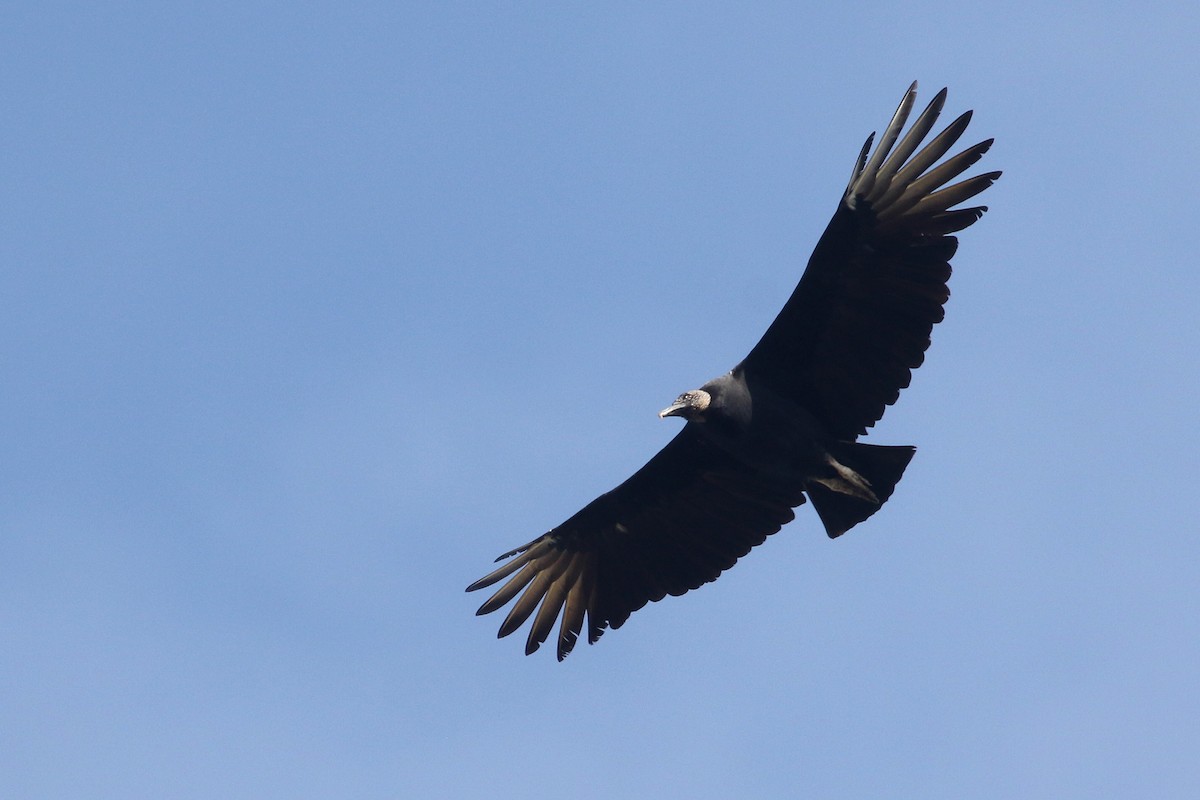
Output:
740,82,1001,439
466,427,805,660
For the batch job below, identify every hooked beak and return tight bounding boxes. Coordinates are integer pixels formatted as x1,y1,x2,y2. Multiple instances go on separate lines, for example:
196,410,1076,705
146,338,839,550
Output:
658,402,688,419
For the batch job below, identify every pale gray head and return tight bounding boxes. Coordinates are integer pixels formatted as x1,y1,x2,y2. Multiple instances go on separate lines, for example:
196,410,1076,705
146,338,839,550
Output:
658,388,711,421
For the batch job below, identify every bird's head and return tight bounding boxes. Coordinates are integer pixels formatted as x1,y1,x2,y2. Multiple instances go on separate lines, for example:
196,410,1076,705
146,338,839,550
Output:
658,388,711,421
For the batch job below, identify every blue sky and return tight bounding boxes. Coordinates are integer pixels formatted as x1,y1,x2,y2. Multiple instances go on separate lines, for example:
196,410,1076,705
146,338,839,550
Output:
3,2,1199,797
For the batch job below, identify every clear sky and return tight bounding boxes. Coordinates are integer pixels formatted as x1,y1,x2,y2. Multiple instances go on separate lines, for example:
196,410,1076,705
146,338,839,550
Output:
3,3,1199,798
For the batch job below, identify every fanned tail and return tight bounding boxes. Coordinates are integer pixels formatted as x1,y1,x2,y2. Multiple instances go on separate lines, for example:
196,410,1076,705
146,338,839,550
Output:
806,442,916,538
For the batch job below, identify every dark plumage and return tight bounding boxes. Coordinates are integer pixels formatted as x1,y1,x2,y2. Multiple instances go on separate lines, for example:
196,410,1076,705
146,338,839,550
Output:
467,83,1000,659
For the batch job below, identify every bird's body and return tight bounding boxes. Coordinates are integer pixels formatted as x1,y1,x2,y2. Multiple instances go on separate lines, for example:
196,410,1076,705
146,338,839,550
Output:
468,83,1000,659
669,371,836,487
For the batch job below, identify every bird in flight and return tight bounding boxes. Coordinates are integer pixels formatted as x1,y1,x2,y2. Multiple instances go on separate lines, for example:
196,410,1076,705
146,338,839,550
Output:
467,82,1000,660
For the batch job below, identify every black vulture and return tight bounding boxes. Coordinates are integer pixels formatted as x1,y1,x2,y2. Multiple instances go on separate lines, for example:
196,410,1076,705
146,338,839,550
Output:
467,83,1000,659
